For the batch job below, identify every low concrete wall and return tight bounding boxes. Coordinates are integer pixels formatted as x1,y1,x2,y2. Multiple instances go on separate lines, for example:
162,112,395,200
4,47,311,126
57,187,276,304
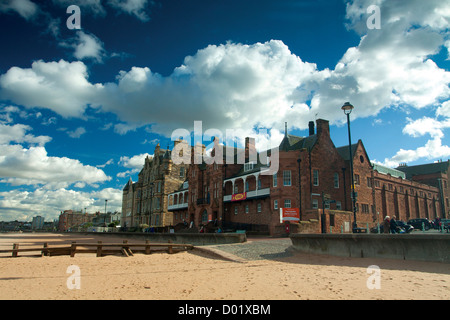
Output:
290,233,450,263
76,232,247,246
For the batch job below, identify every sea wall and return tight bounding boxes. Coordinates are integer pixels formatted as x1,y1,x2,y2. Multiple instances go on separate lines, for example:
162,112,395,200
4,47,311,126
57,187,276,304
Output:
290,233,450,263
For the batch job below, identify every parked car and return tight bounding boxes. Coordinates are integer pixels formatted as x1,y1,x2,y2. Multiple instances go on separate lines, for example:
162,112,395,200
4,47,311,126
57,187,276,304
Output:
407,218,431,231
395,221,414,233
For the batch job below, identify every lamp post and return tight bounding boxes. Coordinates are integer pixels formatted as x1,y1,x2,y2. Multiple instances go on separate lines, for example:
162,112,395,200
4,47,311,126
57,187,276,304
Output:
341,102,357,231
105,199,108,215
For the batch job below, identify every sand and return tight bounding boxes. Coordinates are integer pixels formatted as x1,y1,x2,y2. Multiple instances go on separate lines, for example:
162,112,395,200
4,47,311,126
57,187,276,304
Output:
0,233,449,300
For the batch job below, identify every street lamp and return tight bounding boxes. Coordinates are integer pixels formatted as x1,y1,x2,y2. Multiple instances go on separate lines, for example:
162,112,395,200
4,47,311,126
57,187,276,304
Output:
341,102,357,231
105,199,108,215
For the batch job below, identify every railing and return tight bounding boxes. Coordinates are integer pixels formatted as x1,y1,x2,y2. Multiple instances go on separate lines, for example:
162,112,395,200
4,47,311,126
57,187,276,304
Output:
0,240,193,258
167,202,188,211
223,188,270,202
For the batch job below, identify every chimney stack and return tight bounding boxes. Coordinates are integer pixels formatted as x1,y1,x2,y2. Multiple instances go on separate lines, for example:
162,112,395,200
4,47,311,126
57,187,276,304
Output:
308,121,315,136
245,137,257,163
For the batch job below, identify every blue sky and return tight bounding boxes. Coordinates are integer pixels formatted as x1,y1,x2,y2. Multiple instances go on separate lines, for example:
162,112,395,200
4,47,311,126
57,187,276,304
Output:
0,0,449,221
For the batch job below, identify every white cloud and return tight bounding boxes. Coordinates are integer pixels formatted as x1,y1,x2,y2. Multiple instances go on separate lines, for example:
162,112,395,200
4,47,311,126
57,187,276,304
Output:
52,0,106,16
0,59,101,118
108,0,151,22
72,31,106,63
67,126,86,138
0,144,111,188
0,0,39,20
0,122,51,146
0,187,122,221
119,153,152,169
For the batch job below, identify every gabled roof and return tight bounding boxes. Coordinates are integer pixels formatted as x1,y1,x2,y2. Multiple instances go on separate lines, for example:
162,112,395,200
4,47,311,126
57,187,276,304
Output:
396,161,450,179
336,143,358,161
279,134,317,152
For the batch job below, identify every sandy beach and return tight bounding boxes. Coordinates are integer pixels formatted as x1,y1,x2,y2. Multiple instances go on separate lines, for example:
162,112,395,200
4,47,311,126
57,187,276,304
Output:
0,233,449,300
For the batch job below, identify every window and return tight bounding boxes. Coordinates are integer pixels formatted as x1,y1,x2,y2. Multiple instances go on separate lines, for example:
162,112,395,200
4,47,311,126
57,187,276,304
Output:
375,180,380,188
388,184,393,191
283,170,291,186
245,181,249,192
324,202,330,209
284,199,291,208
354,174,360,185
257,203,262,213
258,179,262,190
361,204,370,214
244,162,254,172
234,185,238,194
329,214,335,227
274,200,278,210
180,167,185,178
273,173,278,187
336,201,342,210
234,207,238,215
312,199,319,209
334,173,339,188
367,177,372,188
313,169,319,186
245,205,249,214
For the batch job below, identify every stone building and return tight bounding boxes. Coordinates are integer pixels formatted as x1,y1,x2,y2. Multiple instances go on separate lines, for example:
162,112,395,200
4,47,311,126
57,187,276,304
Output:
121,140,190,229
58,210,95,232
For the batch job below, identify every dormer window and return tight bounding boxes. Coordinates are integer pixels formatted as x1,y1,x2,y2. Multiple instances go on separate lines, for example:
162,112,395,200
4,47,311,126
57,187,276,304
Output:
244,162,254,172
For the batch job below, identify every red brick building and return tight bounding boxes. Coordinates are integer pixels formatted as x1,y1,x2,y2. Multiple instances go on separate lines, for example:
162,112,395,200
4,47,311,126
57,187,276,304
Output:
165,119,442,235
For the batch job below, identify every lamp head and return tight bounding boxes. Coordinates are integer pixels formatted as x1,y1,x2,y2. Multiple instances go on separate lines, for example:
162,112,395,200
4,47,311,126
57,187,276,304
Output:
341,102,354,115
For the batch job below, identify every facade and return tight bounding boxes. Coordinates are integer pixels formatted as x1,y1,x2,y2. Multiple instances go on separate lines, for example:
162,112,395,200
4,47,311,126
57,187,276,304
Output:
31,216,45,230
58,210,96,232
165,118,442,235
121,141,190,229
396,160,449,219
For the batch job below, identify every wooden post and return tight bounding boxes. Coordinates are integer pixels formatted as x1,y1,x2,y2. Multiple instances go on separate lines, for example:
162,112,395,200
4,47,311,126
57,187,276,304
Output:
168,240,173,254
42,243,49,256
12,243,18,257
145,240,150,255
70,242,77,257
96,241,103,257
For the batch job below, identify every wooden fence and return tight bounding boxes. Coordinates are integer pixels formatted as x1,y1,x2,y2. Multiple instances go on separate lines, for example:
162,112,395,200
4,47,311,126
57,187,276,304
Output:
0,240,194,258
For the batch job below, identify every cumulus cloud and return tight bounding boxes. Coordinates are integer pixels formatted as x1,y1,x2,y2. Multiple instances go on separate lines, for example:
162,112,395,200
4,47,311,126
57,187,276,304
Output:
61,31,106,63
0,59,101,118
0,144,111,188
67,126,86,138
108,0,151,22
0,187,122,221
0,0,39,20
0,122,51,146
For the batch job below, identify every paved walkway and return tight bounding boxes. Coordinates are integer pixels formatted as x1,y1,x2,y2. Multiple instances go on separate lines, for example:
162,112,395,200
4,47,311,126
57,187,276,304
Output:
204,237,294,261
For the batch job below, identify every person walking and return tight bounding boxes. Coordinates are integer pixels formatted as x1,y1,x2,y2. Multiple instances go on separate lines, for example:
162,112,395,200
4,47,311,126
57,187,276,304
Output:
383,216,390,234
390,215,398,234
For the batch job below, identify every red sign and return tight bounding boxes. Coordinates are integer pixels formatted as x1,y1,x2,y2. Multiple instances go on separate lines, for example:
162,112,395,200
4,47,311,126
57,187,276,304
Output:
280,208,300,223
231,192,247,202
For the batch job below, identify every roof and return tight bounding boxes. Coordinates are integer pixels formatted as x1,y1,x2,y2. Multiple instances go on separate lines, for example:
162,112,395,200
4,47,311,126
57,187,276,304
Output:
279,133,317,152
336,143,358,161
372,163,406,179
396,161,450,179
